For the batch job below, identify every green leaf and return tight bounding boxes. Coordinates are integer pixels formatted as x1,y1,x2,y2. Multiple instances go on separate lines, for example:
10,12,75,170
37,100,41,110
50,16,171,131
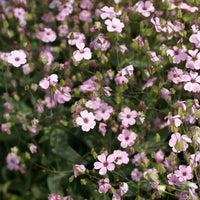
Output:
47,174,62,194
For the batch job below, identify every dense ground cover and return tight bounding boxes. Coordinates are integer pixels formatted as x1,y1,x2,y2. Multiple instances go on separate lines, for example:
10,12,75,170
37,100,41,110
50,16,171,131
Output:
1,0,200,199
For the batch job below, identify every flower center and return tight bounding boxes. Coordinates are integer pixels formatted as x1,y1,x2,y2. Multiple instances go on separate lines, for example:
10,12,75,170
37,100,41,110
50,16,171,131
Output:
84,118,89,123
103,161,108,167
191,78,196,83
15,57,20,61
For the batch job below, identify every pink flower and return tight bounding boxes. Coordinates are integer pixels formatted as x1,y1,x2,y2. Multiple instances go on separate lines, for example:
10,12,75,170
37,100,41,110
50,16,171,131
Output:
58,25,68,37
95,103,113,121
1,123,8,132
180,71,200,93
67,32,85,46
8,50,27,67
142,77,157,90
29,144,37,154
174,165,193,182
166,46,187,64
4,102,12,112
119,107,137,127
167,67,183,84
119,45,128,54
169,132,191,153
39,74,58,89
117,129,137,148
178,3,198,13
22,64,31,75
134,1,155,17
6,153,20,171
90,34,110,51
98,178,111,193
63,196,71,200
94,153,115,175
80,0,93,10
131,168,142,181
105,18,124,33
73,164,86,178
99,122,107,136
167,115,182,127
132,152,146,166
167,173,180,186
76,110,96,132
186,49,200,70
48,193,61,200
79,10,92,23
37,28,56,43
147,51,159,62
155,150,164,163
73,43,92,62
100,6,121,19
160,88,170,100
113,150,129,165
13,8,25,20
55,86,71,104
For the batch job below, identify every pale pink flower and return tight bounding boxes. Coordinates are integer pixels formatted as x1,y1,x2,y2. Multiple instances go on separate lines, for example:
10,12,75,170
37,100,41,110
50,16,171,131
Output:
86,97,102,110
80,0,93,10
119,45,128,54
160,88,170,100
6,153,20,171
95,103,113,121
8,50,27,67
79,10,92,23
98,178,111,193
134,1,155,17
100,6,121,19
169,132,191,153
94,153,115,175
58,25,68,37
142,77,157,90
132,152,147,166
178,3,198,13
63,196,71,200
73,164,86,178
44,92,57,109
166,46,187,64
105,18,124,33
54,86,71,104
151,17,167,33
42,12,53,23
113,150,129,165
73,43,92,62
104,87,112,97
22,63,31,75
180,71,200,93
167,115,182,127
58,3,73,17
155,150,164,163
117,129,137,148
119,107,137,127
90,34,110,51
167,173,180,186
37,28,56,43
4,102,12,112
147,51,159,62
174,165,193,182
67,32,85,46
186,49,200,70
76,110,96,132
189,31,200,48
13,7,25,20
167,67,183,84
1,123,8,132
99,122,107,136
131,168,142,181
29,144,37,154
48,193,61,200
39,74,58,90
